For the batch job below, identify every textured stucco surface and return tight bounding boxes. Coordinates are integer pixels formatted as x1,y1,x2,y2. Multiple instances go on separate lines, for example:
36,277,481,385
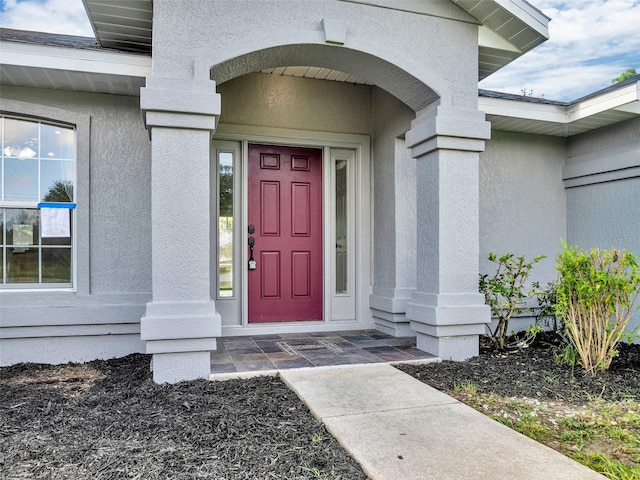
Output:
218,73,372,134
566,179,640,332
371,88,415,290
566,117,640,333
479,130,566,284
151,0,479,110
566,117,640,160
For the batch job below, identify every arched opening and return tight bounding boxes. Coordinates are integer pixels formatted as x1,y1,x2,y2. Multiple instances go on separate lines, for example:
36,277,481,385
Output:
208,44,428,336
210,44,440,112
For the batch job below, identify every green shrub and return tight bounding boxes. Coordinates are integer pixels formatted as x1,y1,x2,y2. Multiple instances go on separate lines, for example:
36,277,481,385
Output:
535,281,560,331
479,252,545,349
555,243,640,375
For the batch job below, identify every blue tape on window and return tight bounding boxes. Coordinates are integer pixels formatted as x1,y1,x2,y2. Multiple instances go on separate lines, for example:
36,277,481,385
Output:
37,202,77,209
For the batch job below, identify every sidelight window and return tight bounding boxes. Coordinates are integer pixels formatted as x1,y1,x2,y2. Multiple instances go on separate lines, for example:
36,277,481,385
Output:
335,158,348,294
218,150,234,297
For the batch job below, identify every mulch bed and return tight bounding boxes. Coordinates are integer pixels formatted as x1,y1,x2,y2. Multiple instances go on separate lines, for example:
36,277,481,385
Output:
397,332,640,402
0,355,367,479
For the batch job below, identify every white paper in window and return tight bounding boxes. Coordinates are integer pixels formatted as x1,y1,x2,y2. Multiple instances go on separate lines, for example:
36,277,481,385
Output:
41,207,70,238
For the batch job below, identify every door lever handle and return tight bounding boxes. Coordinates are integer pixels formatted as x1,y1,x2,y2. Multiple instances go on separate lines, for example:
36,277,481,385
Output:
248,236,256,270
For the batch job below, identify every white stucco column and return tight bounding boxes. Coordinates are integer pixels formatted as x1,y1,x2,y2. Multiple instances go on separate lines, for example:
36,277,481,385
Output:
405,104,491,360
139,75,222,383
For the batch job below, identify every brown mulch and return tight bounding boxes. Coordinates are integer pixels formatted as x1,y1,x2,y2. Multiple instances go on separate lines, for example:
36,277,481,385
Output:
0,355,367,479
396,332,640,402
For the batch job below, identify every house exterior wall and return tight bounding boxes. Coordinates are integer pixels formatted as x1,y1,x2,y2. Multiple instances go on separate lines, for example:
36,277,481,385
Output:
217,73,373,134
478,130,566,333
0,86,151,365
565,117,640,333
479,130,567,283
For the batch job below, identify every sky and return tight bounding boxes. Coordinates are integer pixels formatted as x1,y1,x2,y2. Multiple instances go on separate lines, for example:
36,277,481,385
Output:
0,0,639,102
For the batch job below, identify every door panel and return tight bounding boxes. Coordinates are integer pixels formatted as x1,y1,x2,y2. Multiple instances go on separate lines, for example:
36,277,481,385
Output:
248,144,323,322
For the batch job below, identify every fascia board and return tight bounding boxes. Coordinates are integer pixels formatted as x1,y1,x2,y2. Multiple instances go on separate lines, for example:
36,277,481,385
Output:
479,96,566,123
567,82,640,122
0,41,151,78
492,0,550,38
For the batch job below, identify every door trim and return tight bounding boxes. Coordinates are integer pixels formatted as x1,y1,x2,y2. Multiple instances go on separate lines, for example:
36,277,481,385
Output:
213,124,373,335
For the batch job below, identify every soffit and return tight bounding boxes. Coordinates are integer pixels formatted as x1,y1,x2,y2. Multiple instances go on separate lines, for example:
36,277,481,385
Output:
0,63,146,97
453,0,550,79
0,29,151,97
82,0,152,53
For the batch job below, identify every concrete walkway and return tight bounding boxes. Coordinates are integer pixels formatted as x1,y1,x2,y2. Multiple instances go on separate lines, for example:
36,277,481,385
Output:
280,364,606,480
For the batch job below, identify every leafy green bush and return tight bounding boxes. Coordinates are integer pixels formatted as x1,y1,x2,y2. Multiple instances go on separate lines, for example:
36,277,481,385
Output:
479,252,545,349
534,281,560,331
555,243,640,375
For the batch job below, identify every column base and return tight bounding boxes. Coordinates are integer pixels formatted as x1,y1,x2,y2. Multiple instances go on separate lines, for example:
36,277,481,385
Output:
151,351,212,383
141,299,221,383
372,310,415,337
407,292,489,360
370,287,415,337
415,332,480,361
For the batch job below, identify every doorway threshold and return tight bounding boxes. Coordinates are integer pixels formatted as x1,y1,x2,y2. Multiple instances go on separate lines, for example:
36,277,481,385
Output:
210,330,438,380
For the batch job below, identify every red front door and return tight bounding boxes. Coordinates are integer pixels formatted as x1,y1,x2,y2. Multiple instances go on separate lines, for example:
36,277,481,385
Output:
248,144,323,322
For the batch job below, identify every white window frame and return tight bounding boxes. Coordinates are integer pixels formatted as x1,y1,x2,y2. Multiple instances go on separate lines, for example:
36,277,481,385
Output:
0,100,90,294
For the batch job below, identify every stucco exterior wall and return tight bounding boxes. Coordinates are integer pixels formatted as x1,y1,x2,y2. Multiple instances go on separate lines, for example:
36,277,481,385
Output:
150,0,480,110
0,86,151,365
565,117,640,333
371,87,415,289
218,73,372,134
368,87,416,335
479,130,567,284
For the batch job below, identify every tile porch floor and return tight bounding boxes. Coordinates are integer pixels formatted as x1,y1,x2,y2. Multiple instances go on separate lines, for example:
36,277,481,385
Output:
210,330,437,374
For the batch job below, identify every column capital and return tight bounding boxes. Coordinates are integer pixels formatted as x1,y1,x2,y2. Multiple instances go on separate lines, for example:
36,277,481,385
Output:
406,105,491,158
140,75,221,135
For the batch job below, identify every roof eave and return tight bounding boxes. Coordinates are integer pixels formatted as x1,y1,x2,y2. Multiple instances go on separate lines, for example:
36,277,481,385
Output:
480,78,640,137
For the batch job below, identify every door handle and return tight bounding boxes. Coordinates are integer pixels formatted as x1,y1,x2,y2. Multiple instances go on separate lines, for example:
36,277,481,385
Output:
248,236,256,270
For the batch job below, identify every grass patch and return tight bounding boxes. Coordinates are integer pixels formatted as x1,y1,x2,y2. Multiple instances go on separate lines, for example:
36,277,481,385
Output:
449,391,640,480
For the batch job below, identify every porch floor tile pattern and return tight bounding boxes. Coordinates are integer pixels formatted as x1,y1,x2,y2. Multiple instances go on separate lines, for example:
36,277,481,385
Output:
210,330,436,374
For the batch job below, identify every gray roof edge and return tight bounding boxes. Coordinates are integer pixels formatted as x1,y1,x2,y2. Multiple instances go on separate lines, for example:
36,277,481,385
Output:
0,27,150,56
570,74,640,104
481,74,640,106
478,89,569,106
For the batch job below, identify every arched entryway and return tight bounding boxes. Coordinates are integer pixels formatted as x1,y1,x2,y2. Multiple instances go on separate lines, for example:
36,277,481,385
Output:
140,0,491,382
